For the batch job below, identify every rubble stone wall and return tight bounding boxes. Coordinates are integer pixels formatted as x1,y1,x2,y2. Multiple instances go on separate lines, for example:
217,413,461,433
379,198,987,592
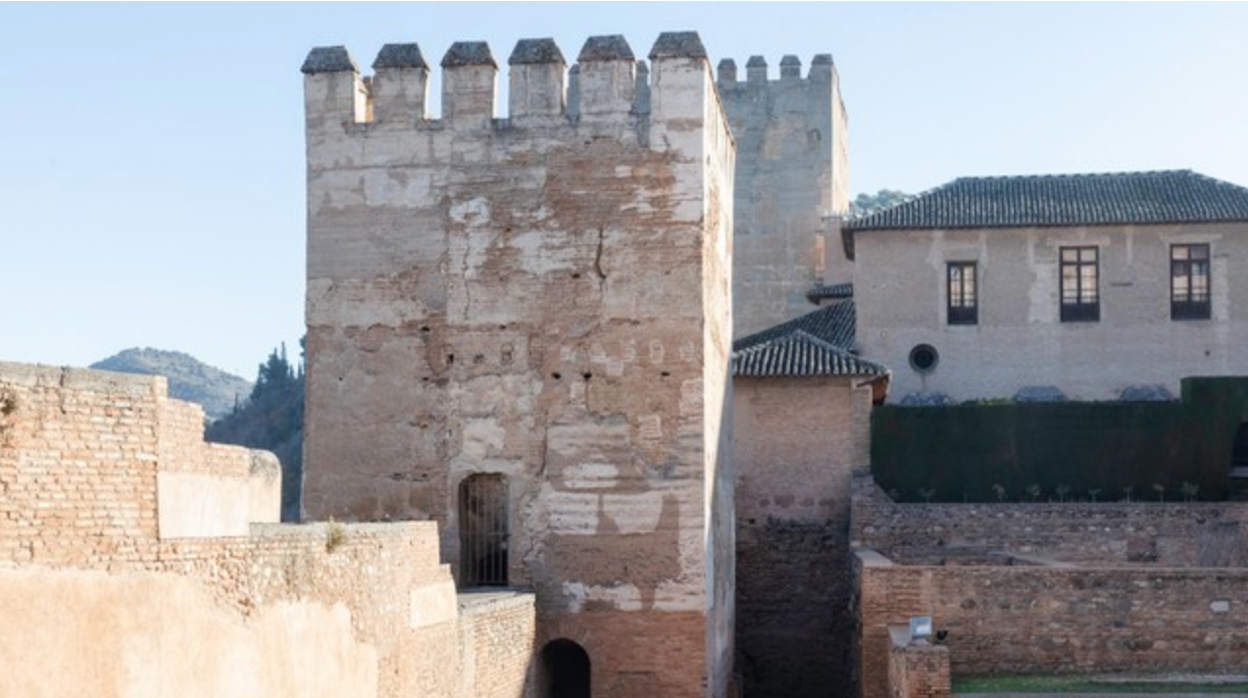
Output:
852,476,1248,567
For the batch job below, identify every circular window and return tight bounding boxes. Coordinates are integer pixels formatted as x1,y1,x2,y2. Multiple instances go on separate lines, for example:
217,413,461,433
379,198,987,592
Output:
909,344,939,373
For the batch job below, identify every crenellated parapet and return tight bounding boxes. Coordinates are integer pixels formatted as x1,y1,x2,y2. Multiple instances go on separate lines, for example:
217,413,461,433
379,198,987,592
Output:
715,52,840,90
301,32,719,138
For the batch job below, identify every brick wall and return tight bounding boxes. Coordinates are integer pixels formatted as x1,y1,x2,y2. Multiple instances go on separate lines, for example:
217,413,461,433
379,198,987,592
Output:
889,642,951,698
856,550,1248,698
0,364,163,565
733,376,872,698
0,362,536,698
851,475,1248,566
459,592,538,698
0,362,280,559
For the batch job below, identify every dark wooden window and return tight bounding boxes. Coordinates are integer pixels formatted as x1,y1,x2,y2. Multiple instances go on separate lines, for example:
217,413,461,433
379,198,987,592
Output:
947,262,978,325
458,473,508,586
1171,244,1211,320
1060,246,1099,322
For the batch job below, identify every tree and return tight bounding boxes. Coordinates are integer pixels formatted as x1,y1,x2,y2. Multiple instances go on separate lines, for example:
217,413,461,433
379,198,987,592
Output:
206,341,304,521
850,189,911,216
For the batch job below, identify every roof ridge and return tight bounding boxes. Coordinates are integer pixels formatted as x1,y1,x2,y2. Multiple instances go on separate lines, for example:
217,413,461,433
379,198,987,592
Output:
952,169,1195,183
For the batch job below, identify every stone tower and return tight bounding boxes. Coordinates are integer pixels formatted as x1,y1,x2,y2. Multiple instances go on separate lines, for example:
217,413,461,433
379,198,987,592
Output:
718,54,849,338
301,32,735,698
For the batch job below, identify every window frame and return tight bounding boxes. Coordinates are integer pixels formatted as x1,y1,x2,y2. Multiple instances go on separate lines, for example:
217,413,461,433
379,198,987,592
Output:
1059,246,1100,323
946,261,979,326
1170,243,1211,321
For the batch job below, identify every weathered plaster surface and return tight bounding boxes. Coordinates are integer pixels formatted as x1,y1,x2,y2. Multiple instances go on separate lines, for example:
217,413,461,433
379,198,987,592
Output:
719,56,850,339
854,222,1248,401
302,35,734,697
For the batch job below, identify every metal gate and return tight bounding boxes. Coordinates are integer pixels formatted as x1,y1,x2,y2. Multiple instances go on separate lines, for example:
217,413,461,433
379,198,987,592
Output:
458,473,509,586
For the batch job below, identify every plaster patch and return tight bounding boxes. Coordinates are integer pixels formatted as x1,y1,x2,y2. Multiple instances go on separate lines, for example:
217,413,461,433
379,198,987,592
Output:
449,197,490,225
562,462,620,490
461,418,505,460
602,492,665,534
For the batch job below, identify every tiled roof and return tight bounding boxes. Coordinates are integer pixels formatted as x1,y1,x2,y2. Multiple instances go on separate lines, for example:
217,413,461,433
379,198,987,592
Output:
734,330,887,378
843,170,1248,232
806,282,853,303
732,302,888,378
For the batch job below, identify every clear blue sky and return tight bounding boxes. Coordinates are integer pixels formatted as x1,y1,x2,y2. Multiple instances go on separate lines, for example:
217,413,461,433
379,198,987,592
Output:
2,3,1246,378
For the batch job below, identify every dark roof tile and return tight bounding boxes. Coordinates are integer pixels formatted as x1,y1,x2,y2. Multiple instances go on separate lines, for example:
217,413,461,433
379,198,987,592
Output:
844,170,1248,232
734,331,887,379
732,301,887,378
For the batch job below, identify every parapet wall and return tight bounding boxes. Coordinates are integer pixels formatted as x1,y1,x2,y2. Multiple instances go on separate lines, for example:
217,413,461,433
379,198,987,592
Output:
851,475,1248,566
1,521,534,698
717,54,850,338
0,360,535,698
0,362,279,565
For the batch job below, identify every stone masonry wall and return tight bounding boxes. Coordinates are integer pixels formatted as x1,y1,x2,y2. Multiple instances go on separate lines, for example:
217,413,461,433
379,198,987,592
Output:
733,375,872,698
302,32,734,697
718,54,850,339
851,476,1248,567
856,550,1248,698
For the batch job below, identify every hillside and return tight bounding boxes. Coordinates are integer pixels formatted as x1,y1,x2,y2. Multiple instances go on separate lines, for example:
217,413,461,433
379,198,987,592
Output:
91,348,252,421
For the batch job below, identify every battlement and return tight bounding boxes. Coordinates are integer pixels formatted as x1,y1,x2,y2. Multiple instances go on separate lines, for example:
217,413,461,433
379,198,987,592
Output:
302,32,716,133
715,53,838,87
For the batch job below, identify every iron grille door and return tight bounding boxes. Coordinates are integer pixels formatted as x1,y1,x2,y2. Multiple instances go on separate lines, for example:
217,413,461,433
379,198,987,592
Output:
458,474,509,586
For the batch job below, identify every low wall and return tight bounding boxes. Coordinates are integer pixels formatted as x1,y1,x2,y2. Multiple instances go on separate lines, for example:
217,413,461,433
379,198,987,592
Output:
0,362,536,698
1,520,535,698
889,637,951,698
851,476,1248,566
856,550,1248,698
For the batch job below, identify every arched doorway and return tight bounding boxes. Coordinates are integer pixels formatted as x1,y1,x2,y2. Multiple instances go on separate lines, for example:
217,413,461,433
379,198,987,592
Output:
458,473,509,586
536,639,591,698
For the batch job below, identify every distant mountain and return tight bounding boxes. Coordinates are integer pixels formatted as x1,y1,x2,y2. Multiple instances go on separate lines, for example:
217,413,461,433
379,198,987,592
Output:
91,348,252,421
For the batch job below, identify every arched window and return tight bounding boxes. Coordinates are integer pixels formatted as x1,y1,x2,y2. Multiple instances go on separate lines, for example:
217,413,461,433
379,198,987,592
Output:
458,473,508,586
536,639,591,698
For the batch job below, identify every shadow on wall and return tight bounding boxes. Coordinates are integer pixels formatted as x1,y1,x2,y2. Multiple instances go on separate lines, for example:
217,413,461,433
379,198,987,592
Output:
535,639,591,698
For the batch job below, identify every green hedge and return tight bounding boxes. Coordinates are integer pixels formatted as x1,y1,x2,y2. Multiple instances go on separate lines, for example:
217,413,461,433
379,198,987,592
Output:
871,377,1248,503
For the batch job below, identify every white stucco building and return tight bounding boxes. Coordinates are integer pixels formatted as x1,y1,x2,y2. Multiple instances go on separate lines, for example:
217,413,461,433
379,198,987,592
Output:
842,170,1248,403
